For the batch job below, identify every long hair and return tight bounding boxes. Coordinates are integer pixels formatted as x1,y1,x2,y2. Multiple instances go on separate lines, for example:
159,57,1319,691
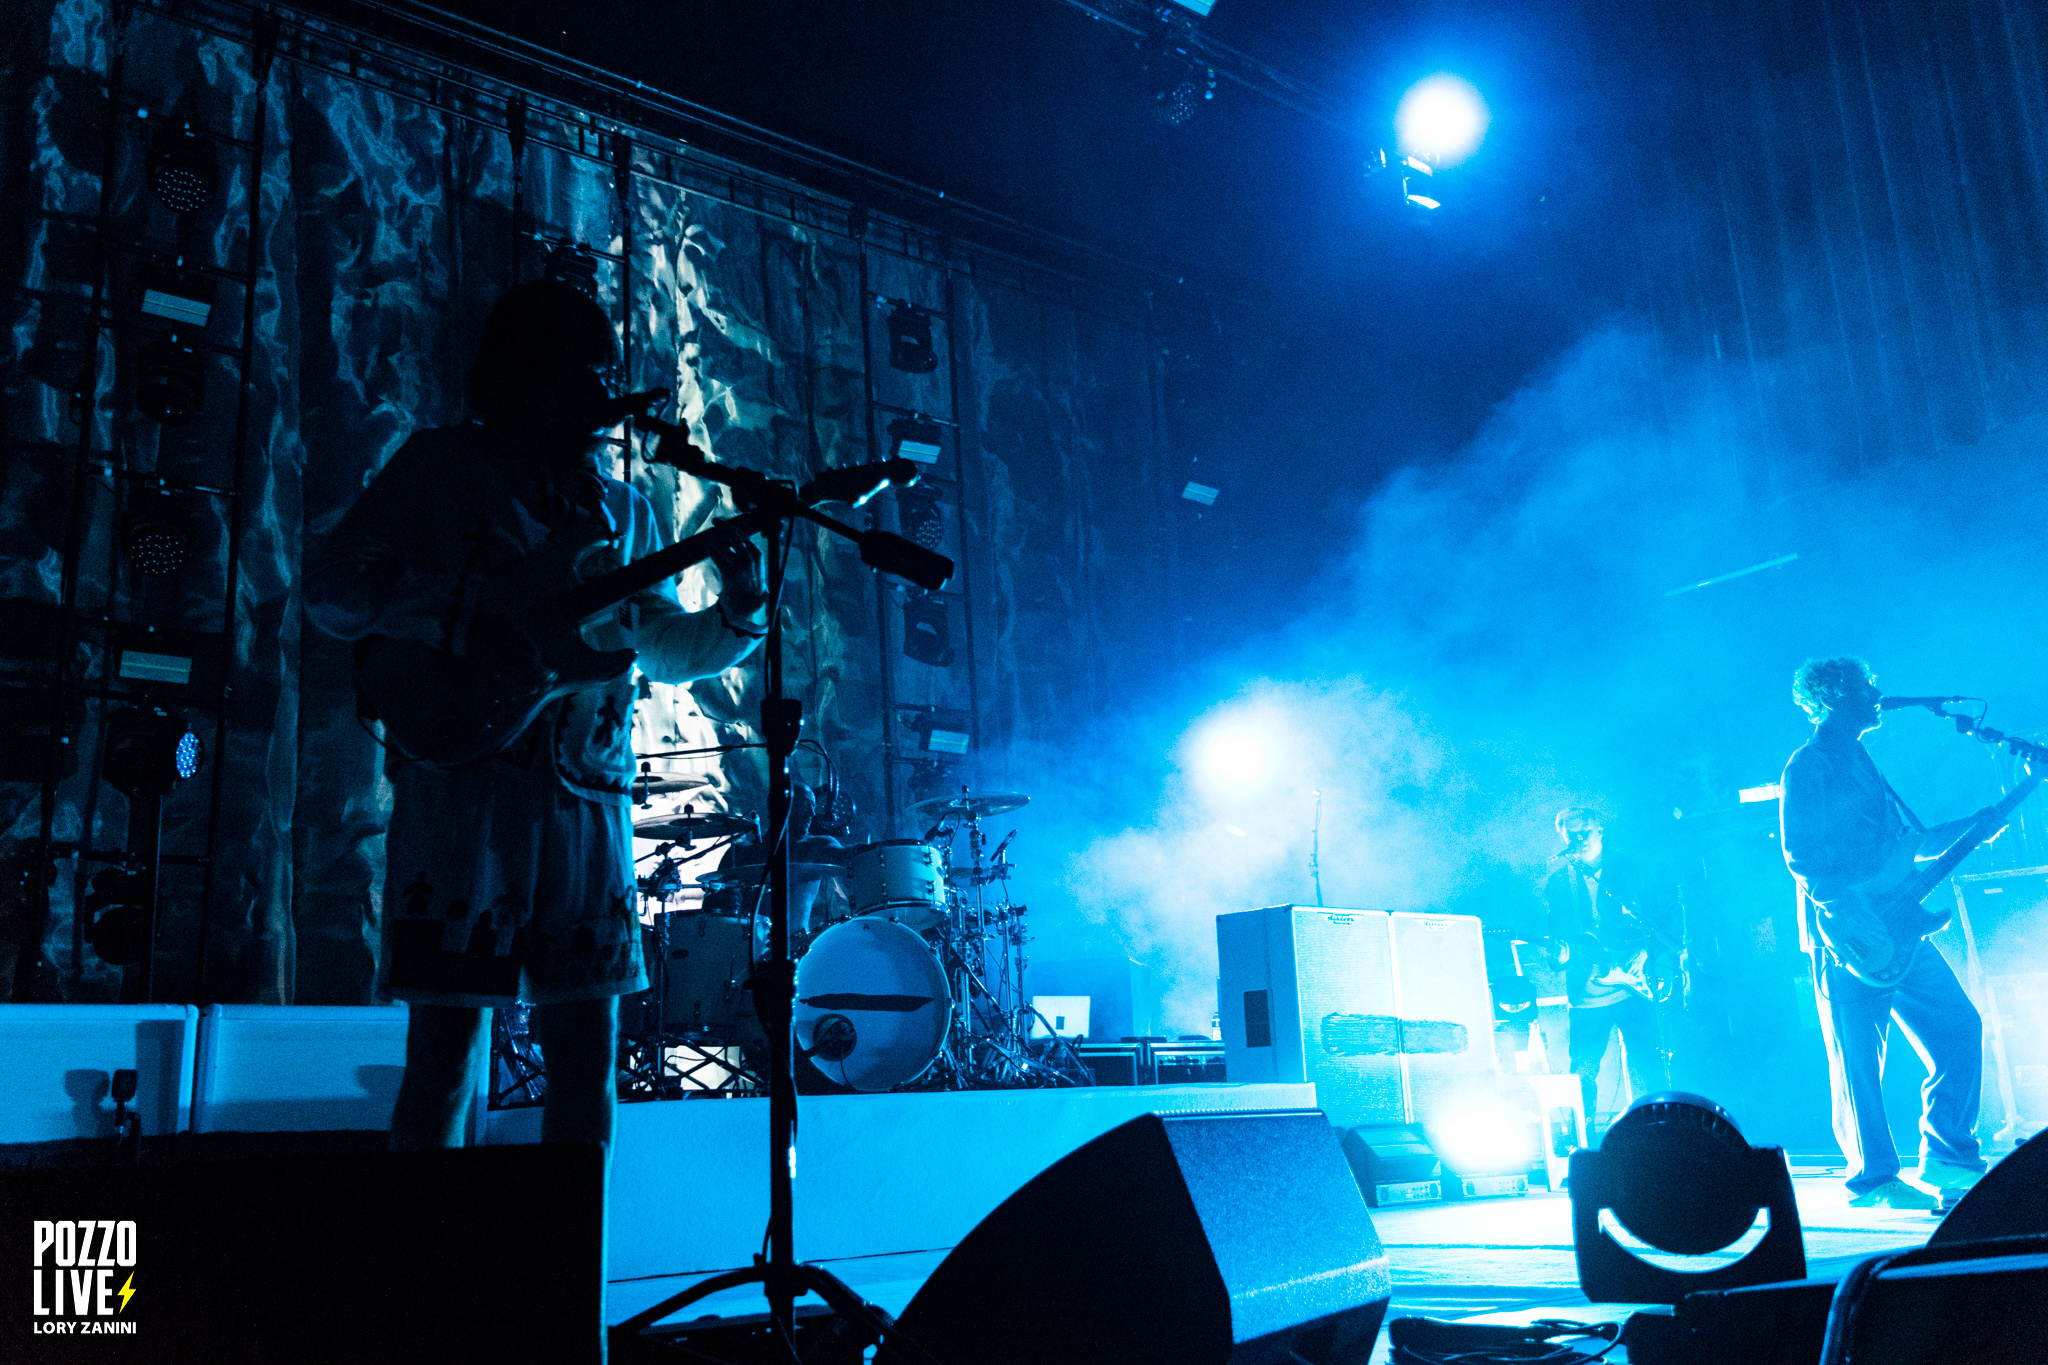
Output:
1791,656,1874,720
467,279,617,422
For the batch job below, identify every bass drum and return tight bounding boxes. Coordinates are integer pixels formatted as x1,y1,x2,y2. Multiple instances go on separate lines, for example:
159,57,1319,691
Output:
793,918,951,1093
846,839,946,930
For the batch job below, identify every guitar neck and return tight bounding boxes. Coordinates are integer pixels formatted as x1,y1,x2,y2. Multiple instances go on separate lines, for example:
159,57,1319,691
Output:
555,507,771,622
1903,769,2046,901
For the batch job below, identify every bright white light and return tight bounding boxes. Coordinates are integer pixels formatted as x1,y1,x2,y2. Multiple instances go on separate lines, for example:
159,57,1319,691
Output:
1395,74,1489,168
1190,719,1282,797
1426,1094,1532,1173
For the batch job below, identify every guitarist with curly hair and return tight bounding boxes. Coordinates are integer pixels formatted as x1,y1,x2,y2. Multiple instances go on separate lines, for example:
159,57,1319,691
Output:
1779,656,1997,1209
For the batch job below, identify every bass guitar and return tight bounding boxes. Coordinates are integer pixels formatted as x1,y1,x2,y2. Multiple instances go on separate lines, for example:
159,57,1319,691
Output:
1818,767,2043,988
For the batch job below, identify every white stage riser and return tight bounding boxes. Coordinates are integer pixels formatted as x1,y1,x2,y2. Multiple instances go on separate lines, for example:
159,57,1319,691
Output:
484,1083,1320,1278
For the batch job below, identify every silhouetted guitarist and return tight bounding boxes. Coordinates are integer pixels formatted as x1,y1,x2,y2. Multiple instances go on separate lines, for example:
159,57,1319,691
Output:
1778,656,1993,1209
307,280,766,1154
1542,807,1672,1133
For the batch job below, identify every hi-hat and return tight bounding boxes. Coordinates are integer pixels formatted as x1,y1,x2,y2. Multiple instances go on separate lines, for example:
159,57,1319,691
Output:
910,791,1029,821
634,812,756,842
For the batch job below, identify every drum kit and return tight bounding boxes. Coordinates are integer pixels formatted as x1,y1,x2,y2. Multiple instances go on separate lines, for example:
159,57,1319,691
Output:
589,786,1091,1103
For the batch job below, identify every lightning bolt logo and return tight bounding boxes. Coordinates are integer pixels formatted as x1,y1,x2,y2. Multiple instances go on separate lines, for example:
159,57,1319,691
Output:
117,1273,135,1312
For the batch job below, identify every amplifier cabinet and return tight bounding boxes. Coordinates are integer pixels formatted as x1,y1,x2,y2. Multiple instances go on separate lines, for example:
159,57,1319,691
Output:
1218,906,1494,1129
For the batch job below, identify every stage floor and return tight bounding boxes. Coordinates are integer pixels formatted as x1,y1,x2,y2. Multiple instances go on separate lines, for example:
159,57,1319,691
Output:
612,1161,1943,1360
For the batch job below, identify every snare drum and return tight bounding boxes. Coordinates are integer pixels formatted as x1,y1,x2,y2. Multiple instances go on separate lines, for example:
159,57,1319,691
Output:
794,918,951,1092
846,839,946,930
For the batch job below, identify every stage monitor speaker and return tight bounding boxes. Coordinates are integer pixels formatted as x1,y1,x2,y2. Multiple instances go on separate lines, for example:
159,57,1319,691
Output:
889,1109,1391,1365
1930,1125,2048,1246
0,1143,604,1363
1817,1233,2048,1365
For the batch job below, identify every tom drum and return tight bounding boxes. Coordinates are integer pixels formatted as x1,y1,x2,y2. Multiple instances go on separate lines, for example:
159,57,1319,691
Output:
846,839,946,931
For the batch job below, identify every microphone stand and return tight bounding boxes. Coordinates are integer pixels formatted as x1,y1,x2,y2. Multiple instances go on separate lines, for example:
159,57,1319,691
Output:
611,422,948,1363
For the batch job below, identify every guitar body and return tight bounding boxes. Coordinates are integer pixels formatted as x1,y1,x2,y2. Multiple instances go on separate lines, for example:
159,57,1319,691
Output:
357,522,637,767
1817,833,1932,989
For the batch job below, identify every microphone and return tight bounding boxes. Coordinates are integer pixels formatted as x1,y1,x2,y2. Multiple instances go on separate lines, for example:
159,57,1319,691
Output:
992,830,1018,864
1879,695,1969,712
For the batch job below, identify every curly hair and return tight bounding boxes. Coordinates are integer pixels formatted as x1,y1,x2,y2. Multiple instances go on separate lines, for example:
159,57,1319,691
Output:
1792,656,1874,720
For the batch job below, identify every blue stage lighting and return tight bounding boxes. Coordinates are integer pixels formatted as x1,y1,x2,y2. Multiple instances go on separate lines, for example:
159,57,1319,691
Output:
1395,74,1489,168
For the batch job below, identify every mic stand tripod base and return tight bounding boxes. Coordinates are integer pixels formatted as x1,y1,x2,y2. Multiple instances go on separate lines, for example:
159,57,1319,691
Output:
608,1261,942,1365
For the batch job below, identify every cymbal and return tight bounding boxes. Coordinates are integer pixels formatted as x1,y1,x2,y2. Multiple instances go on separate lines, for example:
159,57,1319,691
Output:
634,812,756,842
631,773,704,797
911,791,1029,821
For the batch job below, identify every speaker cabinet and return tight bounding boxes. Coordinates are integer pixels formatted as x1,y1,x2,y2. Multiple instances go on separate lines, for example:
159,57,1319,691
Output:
0,1144,604,1363
890,1110,1391,1365
1218,905,1494,1129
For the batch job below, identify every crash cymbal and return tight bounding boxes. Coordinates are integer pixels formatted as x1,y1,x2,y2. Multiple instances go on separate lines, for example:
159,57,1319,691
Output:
910,791,1029,821
633,811,756,842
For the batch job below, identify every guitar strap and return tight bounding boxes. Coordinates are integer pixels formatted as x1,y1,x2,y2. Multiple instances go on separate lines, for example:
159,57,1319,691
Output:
1882,777,1928,834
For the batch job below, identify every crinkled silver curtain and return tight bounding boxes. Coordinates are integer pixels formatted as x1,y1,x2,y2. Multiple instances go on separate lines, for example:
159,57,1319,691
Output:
1,0,1173,1004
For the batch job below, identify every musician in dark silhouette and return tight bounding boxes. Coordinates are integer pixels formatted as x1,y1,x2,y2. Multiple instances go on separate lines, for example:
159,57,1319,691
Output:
1541,807,1671,1132
1779,657,1993,1208
307,280,766,1152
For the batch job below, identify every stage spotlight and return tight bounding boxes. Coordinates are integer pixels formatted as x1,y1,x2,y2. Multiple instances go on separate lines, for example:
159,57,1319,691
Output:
887,416,945,465
1569,1091,1805,1303
120,491,196,577
1181,481,1219,506
1424,1090,1535,1198
147,121,216,214
885,303,939,373
1401,155,1441,211
1190,717,1280,795
137,337,206,424
103,705,203,798
896,487,944,550
1395,74,1489,168
900,595,954,667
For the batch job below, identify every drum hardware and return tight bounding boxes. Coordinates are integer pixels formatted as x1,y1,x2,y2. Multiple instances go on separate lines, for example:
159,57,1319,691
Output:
489,1003,547,1109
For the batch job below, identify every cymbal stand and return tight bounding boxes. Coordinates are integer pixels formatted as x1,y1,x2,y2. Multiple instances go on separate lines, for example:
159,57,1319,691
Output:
615,420,949,1361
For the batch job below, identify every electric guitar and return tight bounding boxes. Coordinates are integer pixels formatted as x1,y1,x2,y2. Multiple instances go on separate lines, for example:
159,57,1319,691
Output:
1817,769,2044,988
356,507,771,767
1566,907,1682,1005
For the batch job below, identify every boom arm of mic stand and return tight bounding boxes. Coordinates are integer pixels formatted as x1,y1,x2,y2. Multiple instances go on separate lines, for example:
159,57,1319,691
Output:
638,418,954,591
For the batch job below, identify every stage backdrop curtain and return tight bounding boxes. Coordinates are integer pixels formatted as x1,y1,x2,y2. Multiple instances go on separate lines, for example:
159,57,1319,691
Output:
0,0,1173,1004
